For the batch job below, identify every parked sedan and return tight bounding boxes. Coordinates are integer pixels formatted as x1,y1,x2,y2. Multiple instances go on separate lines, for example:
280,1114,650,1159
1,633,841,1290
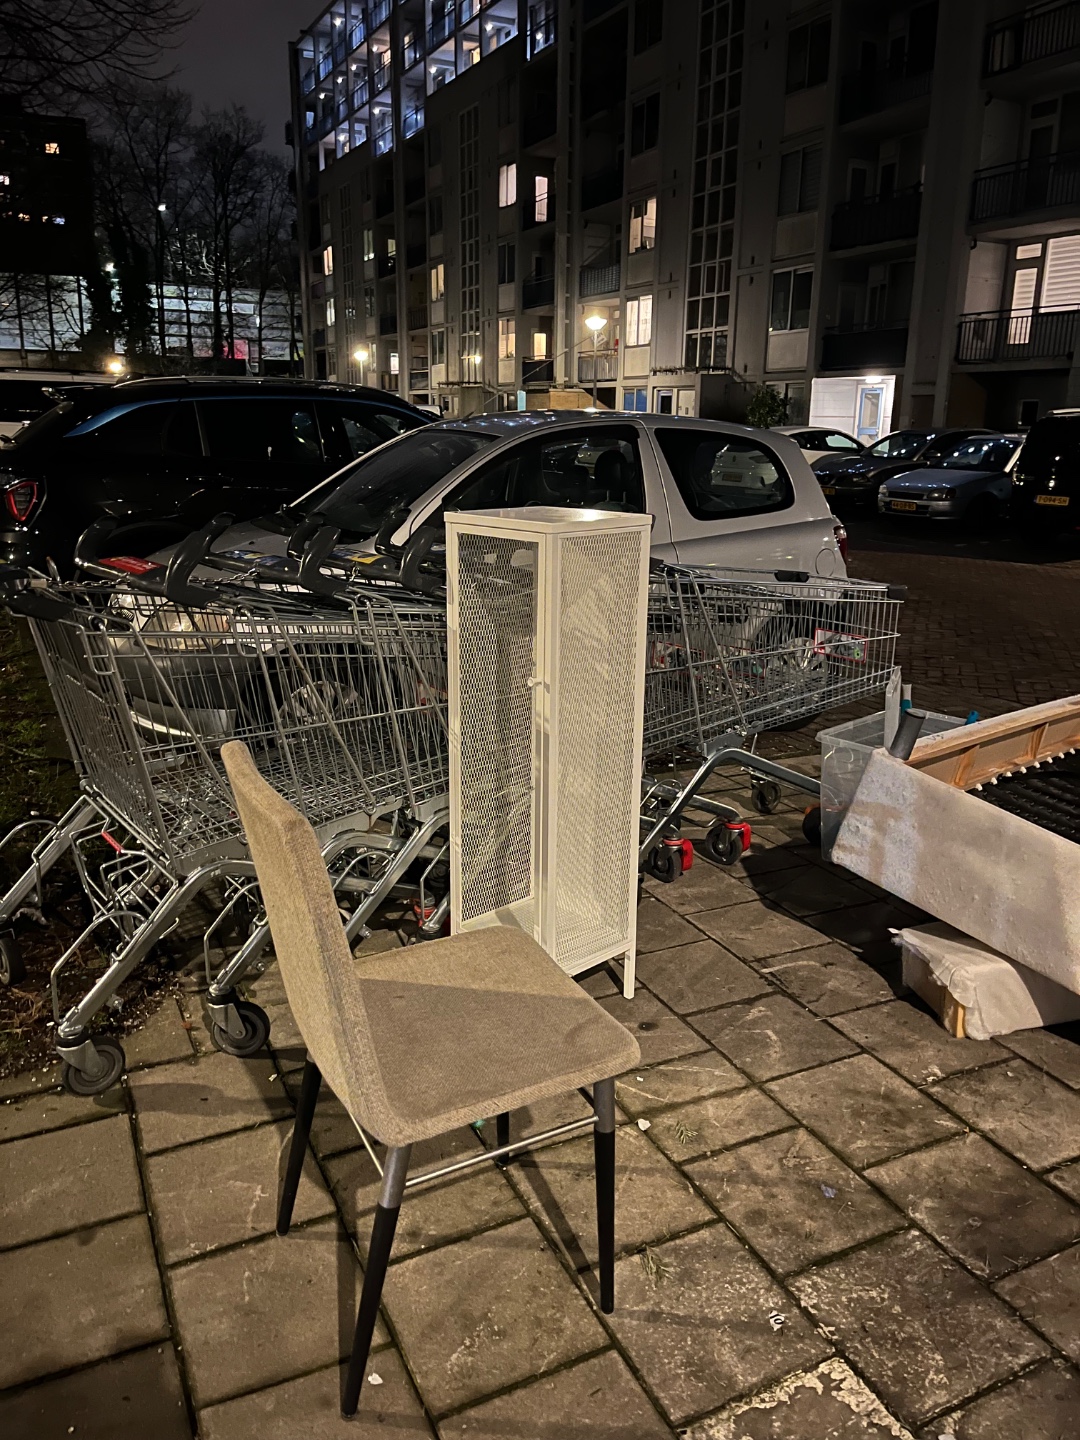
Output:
877,435,1022,524
812,427,998,509
773,425,864,465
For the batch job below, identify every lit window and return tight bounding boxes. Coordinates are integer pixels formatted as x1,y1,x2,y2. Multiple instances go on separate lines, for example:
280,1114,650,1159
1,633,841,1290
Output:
499,317,516,358
534,174,549,223
430,262,445,301
52,215,65,225
625,294,653,347
323,244,334,275
629,197,657,253
389,351,400,375
362,228,375,261
44,141,60,155
498,162,517,208
0,174,9,186
326,297,336,327
532,331,547,358
17,213,29,222
387,236,397,258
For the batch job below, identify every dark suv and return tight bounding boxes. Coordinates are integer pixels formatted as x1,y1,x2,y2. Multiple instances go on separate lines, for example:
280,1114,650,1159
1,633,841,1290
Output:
0,377,430,573
1011,413,1080,534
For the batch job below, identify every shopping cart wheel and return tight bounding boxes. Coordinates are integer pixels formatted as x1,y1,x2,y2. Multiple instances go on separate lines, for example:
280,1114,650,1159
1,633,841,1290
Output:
643,843,683,884
802,805,823,849
0,931,26,987
61,1039,125,1096
210,1000,271,1057
750,780,782,815
702,822,747,867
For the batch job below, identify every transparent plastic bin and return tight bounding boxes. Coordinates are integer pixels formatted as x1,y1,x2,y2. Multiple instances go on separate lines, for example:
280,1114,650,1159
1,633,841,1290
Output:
816,708,966,859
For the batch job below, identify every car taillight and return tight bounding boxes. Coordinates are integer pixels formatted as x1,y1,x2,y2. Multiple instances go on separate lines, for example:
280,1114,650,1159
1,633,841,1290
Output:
833,522,849,562
4,480,38,522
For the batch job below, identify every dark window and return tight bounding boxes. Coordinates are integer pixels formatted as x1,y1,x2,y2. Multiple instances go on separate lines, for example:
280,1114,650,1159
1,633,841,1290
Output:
770,269,813,331
445,427,645,513
656,429,795,521
64,400,201,458
633,0,662,53
786,18,830,93
428,193,443,234
498,242,516,284
630,93,660,156
777,145,822,215
198,399,323,466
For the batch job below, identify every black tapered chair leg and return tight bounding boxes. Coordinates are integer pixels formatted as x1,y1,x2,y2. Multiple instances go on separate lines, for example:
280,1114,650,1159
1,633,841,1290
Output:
277,1057,321,1236
342,1144,411,1418
592,1076,616,1313
495,1110,510,1167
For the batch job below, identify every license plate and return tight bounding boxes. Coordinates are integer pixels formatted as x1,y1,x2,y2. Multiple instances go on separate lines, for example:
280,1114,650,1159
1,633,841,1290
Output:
890,499,918,512
819,484,836,495
1035,493,1069,507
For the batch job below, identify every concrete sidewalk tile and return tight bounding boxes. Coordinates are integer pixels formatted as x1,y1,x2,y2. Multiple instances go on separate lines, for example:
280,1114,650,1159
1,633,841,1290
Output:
687,1128,903,1275
1047,1160,1080,1204
916,1359,1080,1440
635,939,770,1014
757,943,898,1017
832,1001,1007,1085
691,903,828,963
614,1052,744,1118
646,1088,794,1164
645,863,756,916
437,1350,672,1439
929,1060,1080,1170
0,1065,62,1099
635,898,703,953
790,1230,1047,1427
866,1133,1080,1280
146,1118,335,1264
0,1086,122,1144
768,1055,963,1168
1002,1028,1080,1090
514,1123,713,1269
128,1050,291,1154
751,866,869,918
606,1223,830,1425
693,993,859,1082
0,1215,169,1389
383,1216,606,1416
809,902,928,957
995,1244,1080,1363
199,1352,433,1439
0,1112,142,1249
123,996,196,1069
598,991,706,1066
168,1215,381,1409
682,1359,915,1440
0,1343,191,1440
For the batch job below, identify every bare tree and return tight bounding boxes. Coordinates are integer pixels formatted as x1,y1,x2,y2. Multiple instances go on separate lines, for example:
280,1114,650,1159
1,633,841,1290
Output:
192,107,265,360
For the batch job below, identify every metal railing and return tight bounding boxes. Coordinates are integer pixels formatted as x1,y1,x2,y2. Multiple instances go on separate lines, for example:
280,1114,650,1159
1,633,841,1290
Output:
830,186,922,250
985,0,1080,74
821,325,909,370
407,305,429,330
579,261,620,297
956,307,1080,362
839,66,932,124
528,1,557,58
522,273,555,308
578,351,618,383
522,357,554,383
378,312,398,335
970,149,1080,222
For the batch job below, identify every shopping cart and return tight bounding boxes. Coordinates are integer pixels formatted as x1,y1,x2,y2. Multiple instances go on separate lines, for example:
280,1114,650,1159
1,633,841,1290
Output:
0,570,451,1092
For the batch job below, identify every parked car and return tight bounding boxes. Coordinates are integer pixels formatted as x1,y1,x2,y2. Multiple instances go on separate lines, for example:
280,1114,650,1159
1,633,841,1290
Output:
1011,412,1080,535
772,425,864,465
0,377,431,574
0,369,114,438
812,427,998,509
877,434,1022,524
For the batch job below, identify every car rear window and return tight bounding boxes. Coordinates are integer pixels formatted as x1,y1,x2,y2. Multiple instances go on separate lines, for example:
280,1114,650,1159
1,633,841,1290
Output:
654,428,794,520
937,436,1017,470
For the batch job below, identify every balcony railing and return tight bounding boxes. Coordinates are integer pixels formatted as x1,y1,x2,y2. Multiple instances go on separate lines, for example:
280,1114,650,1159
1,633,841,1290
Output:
970,149,1080,222
428,14,454,48
578,351,618,383
522,273,555,308
579,261,620,297
403,105,425,137
409,369,430,390
349,19,366,51
379,312,398,335
830,186,922,250
821,324,909,370
318,54,333,81
956,307,1080,363
301,68,316,94
407,305,429,330
528,2,557,58
371,0,391,26
985,0,1080,75
522,357,554,383
581,165,624,210
839,66,932,124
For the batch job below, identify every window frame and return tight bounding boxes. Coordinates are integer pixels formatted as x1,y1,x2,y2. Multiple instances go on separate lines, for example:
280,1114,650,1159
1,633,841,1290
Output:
630,93,660,156
786,17,831,94
625,294,653,347
629,196,657,253
769,267,813,332
498,161,517,207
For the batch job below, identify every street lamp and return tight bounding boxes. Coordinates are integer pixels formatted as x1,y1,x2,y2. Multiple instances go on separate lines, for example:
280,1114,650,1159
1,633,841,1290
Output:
353,346,369,386
584,313,607,406
105,357,125,376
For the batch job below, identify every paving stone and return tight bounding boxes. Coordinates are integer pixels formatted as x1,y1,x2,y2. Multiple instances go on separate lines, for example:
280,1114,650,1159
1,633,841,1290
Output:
145,1118,335,1264
635,939,770,1014
994,1244,1080,1363
384,1216,607,1415
0,1343,191,1440
645,1088,794,1164
684,1358,915,1439
790,1230,1047,1427
577,964,621,998
514,1122,713,1270
693,993,859,1081
866,1133,1080,1280
199,1352,433,1439
0,1086,122,1143
930,1060,1080,1170
752,866,870,917
598,990,706,1065
716,843,809,881
123,995,196,1068
918,1359,1080,1440
645,862,757,916
169,1215,381,1408
758,943,898,1016
767,1055,963,1169
0,1112,142,1249
635,897,703,953
690,902,829,962
0,1064,62,1099
1047,1160,1080,1203
687,1128,903,1275
128,1050,291,1154
614,1052,745,1117
606,1222,830,1426
0,1215,169,1389
1002,1027,1080,1089
832,1001,1007,1085
808,902,928,961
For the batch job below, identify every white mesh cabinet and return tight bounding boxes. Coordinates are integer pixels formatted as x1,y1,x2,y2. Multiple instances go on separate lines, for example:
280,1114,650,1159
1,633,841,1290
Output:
445,506,652,997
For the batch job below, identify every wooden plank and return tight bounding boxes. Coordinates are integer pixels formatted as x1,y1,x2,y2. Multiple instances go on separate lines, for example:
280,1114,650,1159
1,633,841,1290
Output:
905,954,967,1039
906,694,1080,788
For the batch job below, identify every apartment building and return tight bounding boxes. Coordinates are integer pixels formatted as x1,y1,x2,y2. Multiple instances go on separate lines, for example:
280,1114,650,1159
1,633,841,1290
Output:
289,0,1080,435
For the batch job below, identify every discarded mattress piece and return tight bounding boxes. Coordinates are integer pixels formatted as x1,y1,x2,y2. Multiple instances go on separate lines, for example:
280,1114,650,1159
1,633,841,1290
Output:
898,921,1080,1041
832,695,1080,999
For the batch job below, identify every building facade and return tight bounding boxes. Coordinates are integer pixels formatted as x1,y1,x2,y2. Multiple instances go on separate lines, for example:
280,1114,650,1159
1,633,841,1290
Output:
289,0,1080,436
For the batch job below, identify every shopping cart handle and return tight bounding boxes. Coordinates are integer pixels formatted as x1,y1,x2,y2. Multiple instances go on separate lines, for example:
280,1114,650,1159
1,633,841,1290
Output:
298,524,347,597
399,525,446,598
287,510,331,560
162,513,236,606
374,506,409,556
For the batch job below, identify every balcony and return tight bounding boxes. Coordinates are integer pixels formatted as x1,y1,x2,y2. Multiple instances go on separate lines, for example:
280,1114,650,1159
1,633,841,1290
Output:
985,1,1080,76
405,241,427,268
956,307,1080,363
970,150,1080,223
839,66,932,124
428,14,454,48
830,186,922,250
579,261,620,297
522,357,554,384
522,273,555,308
371,0,391,25
407,305,429,330
581,165,623,210
528,2,557,59
578,351,618,383
523,107,557,147
377,254,397,278
379,312,398,335
409,368,430,390
820,324,909,370
403,107,425,139
348,19,365,50
404,177,425,206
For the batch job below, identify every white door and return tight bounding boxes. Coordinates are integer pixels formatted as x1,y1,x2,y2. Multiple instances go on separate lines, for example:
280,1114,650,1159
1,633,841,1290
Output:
855,384,885,443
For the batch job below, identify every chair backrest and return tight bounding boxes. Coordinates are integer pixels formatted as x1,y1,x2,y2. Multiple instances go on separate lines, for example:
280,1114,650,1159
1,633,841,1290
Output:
221,740,392,1125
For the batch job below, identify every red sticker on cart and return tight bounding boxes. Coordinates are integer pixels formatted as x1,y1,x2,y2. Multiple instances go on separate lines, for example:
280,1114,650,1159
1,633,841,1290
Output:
101,556,158,575
100,830,124,853
812,627,869,663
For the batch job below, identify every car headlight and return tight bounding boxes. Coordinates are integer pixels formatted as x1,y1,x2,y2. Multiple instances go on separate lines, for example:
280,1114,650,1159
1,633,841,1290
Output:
926,488,952,501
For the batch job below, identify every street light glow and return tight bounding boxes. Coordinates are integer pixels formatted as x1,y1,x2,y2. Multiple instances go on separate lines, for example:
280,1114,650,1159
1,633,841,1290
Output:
353,347,369,362
584,314,607,333
105,358,125,375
